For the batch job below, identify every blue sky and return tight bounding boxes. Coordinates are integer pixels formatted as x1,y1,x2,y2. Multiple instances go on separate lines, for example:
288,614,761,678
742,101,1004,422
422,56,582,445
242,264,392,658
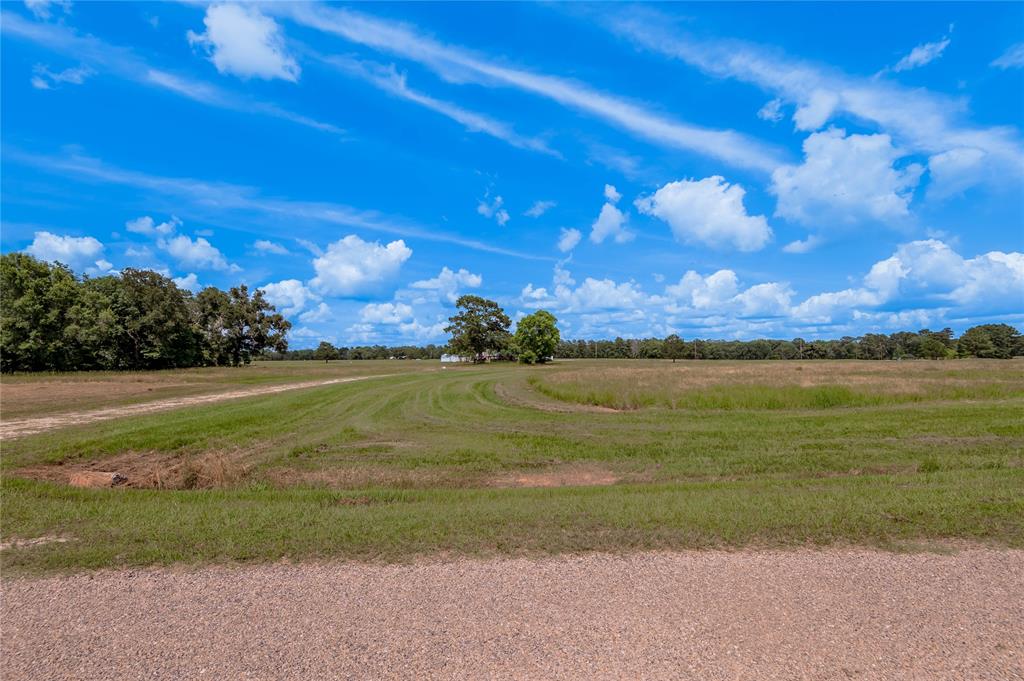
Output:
2,1,1022,348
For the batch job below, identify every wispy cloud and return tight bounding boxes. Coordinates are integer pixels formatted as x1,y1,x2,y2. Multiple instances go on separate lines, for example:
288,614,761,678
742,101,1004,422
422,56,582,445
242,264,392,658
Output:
280,4,785,173
5,147,550,261
320,55,558,156
603,8,1023,194
2,11,342,136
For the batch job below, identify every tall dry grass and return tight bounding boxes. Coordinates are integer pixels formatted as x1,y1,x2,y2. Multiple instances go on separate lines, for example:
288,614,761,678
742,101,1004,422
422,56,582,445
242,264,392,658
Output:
531,360,1024,410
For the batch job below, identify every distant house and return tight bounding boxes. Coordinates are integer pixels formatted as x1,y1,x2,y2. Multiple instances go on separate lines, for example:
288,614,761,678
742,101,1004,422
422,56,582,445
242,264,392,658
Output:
440,354,470,363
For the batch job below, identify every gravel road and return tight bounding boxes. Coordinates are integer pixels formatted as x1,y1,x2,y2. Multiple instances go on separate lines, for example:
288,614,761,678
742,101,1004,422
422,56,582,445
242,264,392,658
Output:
3,548,1022,680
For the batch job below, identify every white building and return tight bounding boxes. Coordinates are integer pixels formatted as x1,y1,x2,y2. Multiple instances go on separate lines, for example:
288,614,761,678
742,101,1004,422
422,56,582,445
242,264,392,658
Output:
440,354,470,363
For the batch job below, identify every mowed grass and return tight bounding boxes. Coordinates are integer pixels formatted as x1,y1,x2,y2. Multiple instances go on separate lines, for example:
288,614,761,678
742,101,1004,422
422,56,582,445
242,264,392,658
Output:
0,359,435,420
2,359,1023,573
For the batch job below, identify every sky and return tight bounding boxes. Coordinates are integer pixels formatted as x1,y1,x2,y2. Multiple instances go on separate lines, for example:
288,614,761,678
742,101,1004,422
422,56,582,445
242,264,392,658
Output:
2,1,1023,348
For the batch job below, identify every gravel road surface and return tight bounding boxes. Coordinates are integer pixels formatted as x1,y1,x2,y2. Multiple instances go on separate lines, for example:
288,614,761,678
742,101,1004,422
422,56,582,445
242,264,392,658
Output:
3,548,1022,680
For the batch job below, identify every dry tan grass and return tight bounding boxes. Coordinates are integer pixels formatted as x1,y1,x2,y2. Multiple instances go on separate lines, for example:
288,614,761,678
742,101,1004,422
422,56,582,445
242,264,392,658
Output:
533,359,1024,410
17,449,255,490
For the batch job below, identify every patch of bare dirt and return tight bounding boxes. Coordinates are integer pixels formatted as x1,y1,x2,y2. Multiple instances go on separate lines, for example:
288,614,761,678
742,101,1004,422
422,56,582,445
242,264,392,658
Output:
490,464,621,488
16,449,254,490
0,374,391,440
0,535,73,551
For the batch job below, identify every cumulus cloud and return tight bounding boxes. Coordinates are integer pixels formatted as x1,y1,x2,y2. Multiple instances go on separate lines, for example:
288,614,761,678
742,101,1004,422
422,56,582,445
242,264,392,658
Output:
187,3,300,82
26,231,104,270
588,182,633,247
524,200,556,218
173,273,202,293
125,215,180,236
298,302,332,323
557,227,582,253
991,43,1024,70
158,233,236,271
260,279,320,317
309,235,412,296
253,239,289,255
30,64,93,90
359,302,414,324
409,266,482,303
636,176,771,252
782,235,823,254
793,239,1024,322
771,128,923,227
477,194,510,226
757,97,784,122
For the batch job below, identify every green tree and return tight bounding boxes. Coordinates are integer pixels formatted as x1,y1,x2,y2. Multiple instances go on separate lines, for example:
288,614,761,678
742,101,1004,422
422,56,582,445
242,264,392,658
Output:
917,336,948,360
514,310,560,364
444,295,511,362
958,324,1022,359
221,286,291,366
0,253,80,372
662,334,685,362
314,341,338,362
107,269,201,369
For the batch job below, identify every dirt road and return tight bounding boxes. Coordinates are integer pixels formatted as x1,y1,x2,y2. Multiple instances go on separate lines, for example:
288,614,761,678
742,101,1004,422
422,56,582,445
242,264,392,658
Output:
3,548,1021,680
0,375,391,440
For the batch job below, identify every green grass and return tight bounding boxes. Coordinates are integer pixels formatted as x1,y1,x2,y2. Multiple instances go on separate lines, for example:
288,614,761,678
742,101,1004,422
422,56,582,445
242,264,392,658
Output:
2,360,1023,573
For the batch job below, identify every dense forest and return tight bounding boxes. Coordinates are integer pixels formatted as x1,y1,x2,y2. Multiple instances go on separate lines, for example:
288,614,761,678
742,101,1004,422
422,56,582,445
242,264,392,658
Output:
1,253,290,372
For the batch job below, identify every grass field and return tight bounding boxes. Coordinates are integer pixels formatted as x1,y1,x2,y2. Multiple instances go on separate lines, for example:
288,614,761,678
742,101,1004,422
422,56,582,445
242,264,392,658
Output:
2,359,1023,573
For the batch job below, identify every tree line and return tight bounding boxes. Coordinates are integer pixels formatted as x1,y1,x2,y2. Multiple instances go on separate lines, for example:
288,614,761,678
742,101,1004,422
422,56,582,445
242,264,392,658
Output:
2,255,1020,372
1,253,290,372
553,326,1024,361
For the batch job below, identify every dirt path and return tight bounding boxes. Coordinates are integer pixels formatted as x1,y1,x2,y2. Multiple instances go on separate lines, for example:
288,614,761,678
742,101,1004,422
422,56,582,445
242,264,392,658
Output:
3,548,1021,680
0,375,392,440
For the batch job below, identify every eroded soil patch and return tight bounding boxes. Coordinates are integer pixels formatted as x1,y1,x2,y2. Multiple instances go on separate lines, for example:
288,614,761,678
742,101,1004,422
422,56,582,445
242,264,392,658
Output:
16,449,254,490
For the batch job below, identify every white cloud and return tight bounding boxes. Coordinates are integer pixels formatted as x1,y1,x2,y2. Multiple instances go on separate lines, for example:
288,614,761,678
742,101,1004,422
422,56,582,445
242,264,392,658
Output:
24,0,69,20
927,147,989,198
284,4,785,173
30,64,93,90
525,200,556,218
557,227,582,253
323,56,556,156
782,235,823,254
991,43,1024,70
603,184,622,203
409,266,482,303
757,98,784,122
477,195,510,226
158,233,236,271
253,239,289,255
310,234,412,296
1,12,331,137
635,176,771,252
187,3,299,82
887,34,951,73
792,239,1024,322
299,302,332,323
665,269,739,310
260,279,319,317
125,215,180,236
173,273,202,293
589,203,632,245
771,128,923,227
606,15,1023,193
360,302,414,324
26,231,104,270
